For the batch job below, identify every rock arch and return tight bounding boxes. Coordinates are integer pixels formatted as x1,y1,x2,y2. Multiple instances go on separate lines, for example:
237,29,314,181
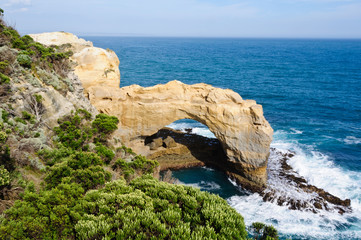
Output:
27,32,273,189
87,80,273,188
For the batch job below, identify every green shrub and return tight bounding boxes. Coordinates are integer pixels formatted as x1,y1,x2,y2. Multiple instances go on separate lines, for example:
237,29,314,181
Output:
12,38,25,50
20,35,33,45
54,112,94,150
249,222,279,240
22,111,35,123
0,60,9,72
112,155,158,180
19,49,35,56
1,110,9,122
0,165,10,186
17,54,32,68
14,117,26,124
92,113,119,135
0,72,10,84
1,28,20,40
0,183,84,239
73,176,248,239
44,151,110,191
95,143,115,163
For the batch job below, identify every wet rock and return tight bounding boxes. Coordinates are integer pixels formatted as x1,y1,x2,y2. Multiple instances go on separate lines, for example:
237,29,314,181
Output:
262,149,352,214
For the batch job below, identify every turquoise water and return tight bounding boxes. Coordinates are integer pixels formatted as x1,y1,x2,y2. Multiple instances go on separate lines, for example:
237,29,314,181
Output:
84,37,361,239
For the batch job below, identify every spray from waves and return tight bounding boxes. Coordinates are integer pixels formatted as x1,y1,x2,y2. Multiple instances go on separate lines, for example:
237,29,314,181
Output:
169,122,361,239
229,130,361,240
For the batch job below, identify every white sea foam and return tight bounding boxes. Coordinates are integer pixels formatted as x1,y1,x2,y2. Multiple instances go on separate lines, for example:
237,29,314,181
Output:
228,130,361,239
180,180,221,191
166,122,216,138
344,136,361,145
290,128,303,134
169,122,361,239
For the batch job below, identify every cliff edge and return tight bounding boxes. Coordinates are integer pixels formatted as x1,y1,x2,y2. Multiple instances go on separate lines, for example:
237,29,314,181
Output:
29,32,120,90
30,32,273,189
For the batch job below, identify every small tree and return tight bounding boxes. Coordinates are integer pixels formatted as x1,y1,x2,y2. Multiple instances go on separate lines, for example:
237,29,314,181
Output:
0,8,4,17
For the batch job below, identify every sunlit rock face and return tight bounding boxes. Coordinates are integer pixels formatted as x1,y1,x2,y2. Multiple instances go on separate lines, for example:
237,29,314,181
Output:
29,32,120,90
87,80,273,187
30,32,273,189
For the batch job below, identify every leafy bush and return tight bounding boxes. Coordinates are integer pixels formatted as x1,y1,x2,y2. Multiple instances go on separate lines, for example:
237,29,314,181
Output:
0,165,10,186
0,176,248,239
14,117,26,124
0,72,10,84
73,176,248,239
0,60,9,72
21,111,35,123
54,110,95,150
16,54,32,68
1,110,9,122
95,143,115,163
249,222,279,240
0,183,84,239
0,131,7,143
44,151,111,191
92,113,119,135
113,155,158,180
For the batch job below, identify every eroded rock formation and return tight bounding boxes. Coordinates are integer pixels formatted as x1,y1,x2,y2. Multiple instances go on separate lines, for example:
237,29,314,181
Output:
87,80,273,187
30,32,273,189
29,32,120,89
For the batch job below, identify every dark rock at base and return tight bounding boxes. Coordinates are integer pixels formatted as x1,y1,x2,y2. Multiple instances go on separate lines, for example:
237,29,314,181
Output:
185,128,192,133
263,149,352,215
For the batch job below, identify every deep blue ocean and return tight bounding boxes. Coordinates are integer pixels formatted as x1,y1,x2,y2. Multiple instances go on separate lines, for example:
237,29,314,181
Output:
84,37,361,239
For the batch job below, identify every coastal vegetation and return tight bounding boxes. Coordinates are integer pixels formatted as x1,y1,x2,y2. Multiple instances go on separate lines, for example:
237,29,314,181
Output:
0,8,279,239
0,109,250,239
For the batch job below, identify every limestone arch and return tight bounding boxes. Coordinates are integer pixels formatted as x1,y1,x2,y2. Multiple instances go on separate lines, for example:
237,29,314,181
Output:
87,80,273,188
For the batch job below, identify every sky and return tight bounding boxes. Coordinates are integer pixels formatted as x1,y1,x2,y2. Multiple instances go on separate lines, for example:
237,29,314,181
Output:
1,0,361,38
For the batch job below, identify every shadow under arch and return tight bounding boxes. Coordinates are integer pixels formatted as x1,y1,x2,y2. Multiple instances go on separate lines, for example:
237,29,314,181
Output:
144,119,228,172
90,81,273,190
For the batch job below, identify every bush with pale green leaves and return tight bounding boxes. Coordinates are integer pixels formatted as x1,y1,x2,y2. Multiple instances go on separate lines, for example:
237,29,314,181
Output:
0,176,248,239
0,165,10,186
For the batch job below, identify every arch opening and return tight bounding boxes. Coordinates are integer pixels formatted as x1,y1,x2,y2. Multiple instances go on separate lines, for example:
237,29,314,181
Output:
143,119,228,172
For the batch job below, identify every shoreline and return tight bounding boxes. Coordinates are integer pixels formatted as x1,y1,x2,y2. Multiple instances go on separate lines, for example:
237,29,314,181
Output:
149,128,351,214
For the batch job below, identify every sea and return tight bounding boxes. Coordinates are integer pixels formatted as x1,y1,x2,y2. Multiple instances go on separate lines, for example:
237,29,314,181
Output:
84,36,361,240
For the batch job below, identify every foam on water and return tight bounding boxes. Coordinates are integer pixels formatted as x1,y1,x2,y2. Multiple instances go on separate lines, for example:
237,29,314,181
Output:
170,124,361,239
231,130,361,239
344,136,361,145
180,180,221,191
166,122,216,139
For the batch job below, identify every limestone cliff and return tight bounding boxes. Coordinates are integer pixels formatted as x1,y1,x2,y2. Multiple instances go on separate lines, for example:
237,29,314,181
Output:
29,32,120,90
87,80,273,187
29,32,273,189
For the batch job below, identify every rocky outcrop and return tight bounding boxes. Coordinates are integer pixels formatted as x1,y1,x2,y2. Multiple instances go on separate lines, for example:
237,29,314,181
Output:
29,32,273,189
29,32,120,90
87,80,273,187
